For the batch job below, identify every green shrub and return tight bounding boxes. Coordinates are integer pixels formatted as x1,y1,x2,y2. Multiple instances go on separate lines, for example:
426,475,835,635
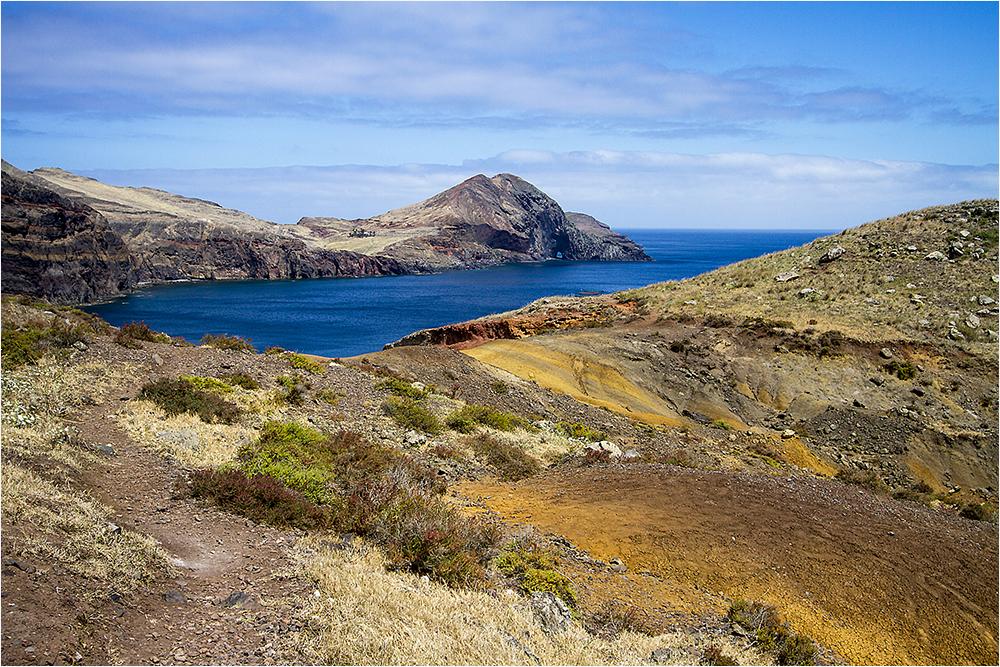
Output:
523,568,577,608
218,372,259,390
712,419,732,430
287,352,325,374
180,375,233,393
200,333,257,353
378,377,430,399
446,404,531,433
465,433,540,481
728,599,816,665
232,422,497,587
264,346,285,355
558,421,607,442
138,378,241,424
495,542,576,611
2,320,90,369
884,360,918,381
275,374,311,405
383,396,442,434
115,320,171,347
490,381,509,395
315,389,342,404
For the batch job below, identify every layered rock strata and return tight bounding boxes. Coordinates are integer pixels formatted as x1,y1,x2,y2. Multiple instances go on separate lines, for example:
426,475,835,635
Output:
1,162,137,305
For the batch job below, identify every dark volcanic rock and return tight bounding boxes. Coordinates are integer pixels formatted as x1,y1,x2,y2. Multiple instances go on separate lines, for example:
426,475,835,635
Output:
308,173,652,270
1,161,137,305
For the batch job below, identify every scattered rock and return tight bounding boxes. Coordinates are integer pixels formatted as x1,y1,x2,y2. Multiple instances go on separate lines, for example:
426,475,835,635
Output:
151,353,163,366
156,429,200,451
650,648,673,664
162,590,188,604
774,270,799,282
2,559,35,574
818,245,845,263
403,430,426,446
966,313,981,329
609,557,628,573
879,348,893,360
529,591,572,635
924,251,947,261
781,429,797,439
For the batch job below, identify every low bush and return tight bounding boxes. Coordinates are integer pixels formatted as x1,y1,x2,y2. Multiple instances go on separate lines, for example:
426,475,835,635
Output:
2,320,91,370
495,542,576,611
465,433,540,481
959,502,998,523
489,381,509,395
188,468,333,530
287,352,325,374
377,377,430,399
728,599,816,665
558,421,606,442
884,360,918,381
701,644,739,666
276,374,311,406
315,389,342,404
200,333,257,353
446,404,531,433
585,600,658,639
835,468,889,495
383,396,442,434
231,421,497,587
581,447,611,466
115,320,171,348
180,375,233,393
218,372,259,390
264,346,285,355
138,378,241,424
654,449,698,468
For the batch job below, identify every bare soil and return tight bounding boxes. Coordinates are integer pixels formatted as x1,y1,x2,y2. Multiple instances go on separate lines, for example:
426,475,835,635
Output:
458,463,998,665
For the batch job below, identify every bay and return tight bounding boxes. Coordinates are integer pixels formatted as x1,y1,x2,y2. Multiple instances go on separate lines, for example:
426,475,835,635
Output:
84,229,833,358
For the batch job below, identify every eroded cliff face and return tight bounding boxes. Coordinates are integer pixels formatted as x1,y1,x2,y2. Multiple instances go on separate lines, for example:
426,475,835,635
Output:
1,163,137,305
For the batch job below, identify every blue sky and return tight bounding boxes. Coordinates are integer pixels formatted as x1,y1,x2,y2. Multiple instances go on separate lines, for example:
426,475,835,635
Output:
2,1,997,229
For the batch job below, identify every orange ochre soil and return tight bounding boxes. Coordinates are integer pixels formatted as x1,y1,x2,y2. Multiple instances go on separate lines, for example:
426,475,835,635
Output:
458,462,999,665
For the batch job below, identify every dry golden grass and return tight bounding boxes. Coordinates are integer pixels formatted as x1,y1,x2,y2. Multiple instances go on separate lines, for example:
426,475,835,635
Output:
632,200,998,353
286,535,765,666
115,400,262,469
1,461,174,600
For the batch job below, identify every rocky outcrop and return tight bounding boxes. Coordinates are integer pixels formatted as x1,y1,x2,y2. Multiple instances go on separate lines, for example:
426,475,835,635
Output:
5,165,649,304
308,173,652,270
1,162,137,305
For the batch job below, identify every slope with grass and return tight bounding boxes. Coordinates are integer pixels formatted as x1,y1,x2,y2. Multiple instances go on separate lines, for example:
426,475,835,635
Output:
1,197,996,667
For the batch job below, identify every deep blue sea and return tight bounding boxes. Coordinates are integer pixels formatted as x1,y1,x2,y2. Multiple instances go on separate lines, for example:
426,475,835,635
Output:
84,229,832,358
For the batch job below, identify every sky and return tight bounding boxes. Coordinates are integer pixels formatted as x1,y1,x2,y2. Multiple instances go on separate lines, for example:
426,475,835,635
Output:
2,1,997,229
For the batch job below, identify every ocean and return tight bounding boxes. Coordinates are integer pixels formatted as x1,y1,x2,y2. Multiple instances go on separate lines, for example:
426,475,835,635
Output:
84,229,833,358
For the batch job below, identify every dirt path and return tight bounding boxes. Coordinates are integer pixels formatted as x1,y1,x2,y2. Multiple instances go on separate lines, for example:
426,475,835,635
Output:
2,398,316,666
459,462,999,665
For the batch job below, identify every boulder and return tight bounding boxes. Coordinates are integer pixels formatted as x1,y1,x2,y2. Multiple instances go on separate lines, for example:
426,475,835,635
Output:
529,591,572,634
818,245,845,263
774,270,800,282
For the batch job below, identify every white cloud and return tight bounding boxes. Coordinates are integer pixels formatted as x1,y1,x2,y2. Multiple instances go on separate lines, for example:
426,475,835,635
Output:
82,151,998,231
